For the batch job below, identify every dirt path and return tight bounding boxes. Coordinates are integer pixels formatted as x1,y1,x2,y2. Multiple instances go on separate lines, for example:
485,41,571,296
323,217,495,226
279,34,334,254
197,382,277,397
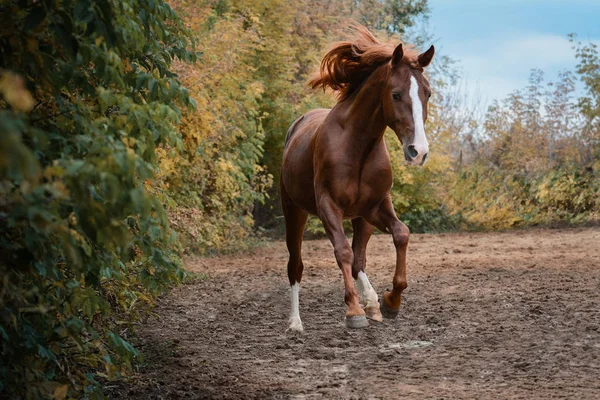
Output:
112,228,600,399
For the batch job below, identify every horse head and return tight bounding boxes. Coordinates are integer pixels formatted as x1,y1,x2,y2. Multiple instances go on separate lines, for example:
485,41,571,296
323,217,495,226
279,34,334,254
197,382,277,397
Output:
383,44,435,166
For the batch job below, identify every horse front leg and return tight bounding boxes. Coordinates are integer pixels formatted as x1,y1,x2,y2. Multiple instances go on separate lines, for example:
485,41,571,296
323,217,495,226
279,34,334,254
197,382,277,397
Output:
318,197,368,328
351,218,382,322
367,198,410,319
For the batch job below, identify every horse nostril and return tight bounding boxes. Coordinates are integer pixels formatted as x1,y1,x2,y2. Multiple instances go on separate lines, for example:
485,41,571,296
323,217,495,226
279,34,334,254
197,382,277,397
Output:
422,153,428,163
407,145,418,159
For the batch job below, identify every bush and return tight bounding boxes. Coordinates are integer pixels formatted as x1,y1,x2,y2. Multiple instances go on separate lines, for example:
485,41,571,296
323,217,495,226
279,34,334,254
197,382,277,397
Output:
153,5,272,254
0,1,195,397
445,163,600,230
533,166,599,222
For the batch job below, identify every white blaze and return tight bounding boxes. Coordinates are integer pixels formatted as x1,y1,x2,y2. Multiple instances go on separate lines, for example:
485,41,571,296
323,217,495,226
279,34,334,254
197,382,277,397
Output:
356,271,379,310
289,283,303,332
409,75,429,163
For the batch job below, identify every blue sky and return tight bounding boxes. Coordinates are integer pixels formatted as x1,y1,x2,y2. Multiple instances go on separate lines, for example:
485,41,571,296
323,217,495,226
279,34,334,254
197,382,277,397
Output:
425,0,600,102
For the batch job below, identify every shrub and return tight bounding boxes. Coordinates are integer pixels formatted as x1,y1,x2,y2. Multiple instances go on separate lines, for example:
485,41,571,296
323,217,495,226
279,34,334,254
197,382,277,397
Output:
0,1,195,397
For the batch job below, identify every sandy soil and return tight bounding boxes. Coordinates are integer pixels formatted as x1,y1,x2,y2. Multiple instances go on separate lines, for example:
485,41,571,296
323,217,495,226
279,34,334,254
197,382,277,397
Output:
109,228,600,399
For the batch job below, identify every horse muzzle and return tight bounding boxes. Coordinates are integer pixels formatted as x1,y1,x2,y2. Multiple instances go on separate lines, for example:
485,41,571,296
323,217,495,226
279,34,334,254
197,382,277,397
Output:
403,143,429,166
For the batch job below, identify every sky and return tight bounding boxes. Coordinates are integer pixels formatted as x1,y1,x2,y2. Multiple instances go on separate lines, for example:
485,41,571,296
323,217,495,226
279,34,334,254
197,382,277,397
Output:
425,0,600,104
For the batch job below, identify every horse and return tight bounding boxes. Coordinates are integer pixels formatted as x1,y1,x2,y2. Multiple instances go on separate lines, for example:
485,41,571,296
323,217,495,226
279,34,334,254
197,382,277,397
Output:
281,25,435,330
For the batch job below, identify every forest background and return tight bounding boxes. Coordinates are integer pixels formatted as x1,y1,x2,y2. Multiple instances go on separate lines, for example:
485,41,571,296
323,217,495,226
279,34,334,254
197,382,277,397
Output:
163,0,600,251
1,0,598,397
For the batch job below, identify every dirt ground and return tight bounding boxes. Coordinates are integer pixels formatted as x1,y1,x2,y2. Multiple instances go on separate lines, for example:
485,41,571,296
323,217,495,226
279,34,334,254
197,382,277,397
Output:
110,228,600,399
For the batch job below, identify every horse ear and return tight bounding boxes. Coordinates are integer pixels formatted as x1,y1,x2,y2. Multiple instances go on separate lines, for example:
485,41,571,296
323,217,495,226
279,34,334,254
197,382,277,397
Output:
391,43,404,68
418,45,435,68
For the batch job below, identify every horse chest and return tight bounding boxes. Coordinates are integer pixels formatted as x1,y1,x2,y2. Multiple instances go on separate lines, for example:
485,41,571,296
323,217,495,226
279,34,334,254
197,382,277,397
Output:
348,169,392,216
356,143,394,196
316,161,390,219
314,142,393,217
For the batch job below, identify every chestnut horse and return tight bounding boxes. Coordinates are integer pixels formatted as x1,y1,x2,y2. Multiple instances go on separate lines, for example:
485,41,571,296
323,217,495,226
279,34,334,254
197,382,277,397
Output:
281,25,434,330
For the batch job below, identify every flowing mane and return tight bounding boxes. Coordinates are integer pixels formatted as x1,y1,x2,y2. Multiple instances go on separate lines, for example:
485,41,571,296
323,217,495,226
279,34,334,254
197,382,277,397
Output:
309,25,420,101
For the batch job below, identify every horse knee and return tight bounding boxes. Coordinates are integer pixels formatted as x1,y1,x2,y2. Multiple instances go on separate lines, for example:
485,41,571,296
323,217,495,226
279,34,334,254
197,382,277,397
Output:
392,223,410,248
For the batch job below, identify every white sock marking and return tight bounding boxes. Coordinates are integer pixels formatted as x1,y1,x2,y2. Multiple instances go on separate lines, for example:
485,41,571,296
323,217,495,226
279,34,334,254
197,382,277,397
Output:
409,75,429,163
289,283,303,332
356,271,379,309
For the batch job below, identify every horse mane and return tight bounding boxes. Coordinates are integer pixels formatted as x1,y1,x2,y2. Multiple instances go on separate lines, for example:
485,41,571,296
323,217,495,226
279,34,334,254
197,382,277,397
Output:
309,24,420,101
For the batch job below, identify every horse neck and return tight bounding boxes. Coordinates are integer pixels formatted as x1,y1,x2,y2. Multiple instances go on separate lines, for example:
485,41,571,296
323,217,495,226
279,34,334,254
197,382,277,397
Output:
338,65,389,144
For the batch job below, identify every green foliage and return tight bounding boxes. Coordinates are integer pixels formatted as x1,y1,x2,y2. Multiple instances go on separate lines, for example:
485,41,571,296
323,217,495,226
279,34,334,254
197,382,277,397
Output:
161,1,272,254
163,2,598,242
240,0,431,228
385,126,462,232
534,166,599,222
446,165,534,230
0,0,195,397
445,163,600,229
2,0,596,397
442,54,600,230
350,0,429,34
570,34,600,162
166,0,432,242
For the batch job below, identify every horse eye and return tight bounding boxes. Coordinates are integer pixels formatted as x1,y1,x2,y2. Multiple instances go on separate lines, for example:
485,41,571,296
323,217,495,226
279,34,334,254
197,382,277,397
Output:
427,91,432,99
392,92,402,101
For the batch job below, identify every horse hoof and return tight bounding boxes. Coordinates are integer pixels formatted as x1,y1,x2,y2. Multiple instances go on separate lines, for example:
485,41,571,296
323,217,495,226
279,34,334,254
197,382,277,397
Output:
346,315,369,329
379,298,400,319
365,305,383,322
288,317,304,332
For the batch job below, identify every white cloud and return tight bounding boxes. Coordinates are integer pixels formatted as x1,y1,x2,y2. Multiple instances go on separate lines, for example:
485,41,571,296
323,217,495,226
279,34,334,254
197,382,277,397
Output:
465,33,575,72
445,33,600,101
428,0,600,102
503,34,574,68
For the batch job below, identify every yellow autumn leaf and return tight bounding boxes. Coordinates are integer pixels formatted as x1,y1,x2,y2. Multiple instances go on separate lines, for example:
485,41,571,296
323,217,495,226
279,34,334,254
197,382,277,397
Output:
53,384,68,400
0,71,35,112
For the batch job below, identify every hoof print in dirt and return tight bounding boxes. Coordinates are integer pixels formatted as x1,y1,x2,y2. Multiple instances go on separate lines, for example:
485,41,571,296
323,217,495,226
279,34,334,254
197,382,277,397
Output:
379,298,400,319
345,315,369,329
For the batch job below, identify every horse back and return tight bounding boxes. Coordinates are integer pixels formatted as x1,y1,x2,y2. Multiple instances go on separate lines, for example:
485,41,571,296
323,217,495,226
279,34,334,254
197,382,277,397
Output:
284,109,330,148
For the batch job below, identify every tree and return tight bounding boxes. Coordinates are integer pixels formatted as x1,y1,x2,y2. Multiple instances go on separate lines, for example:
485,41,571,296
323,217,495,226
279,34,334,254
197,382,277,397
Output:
544,70,580,166
162,0,272,253
570,34,600,163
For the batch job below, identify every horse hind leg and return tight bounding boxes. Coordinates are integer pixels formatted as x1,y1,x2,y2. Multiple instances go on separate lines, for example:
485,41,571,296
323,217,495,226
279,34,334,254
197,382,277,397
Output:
351,218,383,322
282,190,308,332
